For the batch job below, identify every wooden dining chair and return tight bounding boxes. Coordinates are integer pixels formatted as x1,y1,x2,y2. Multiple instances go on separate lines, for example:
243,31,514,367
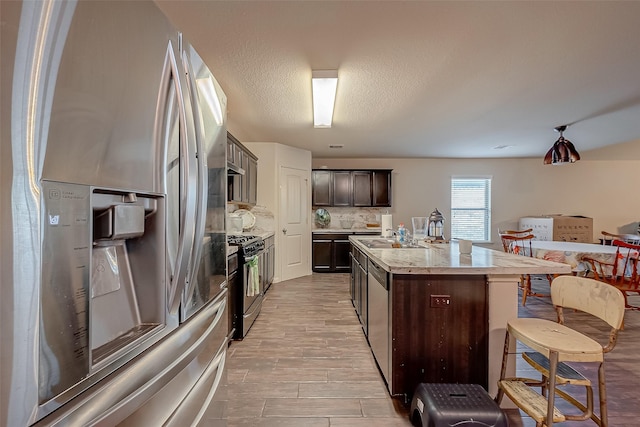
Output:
499,230,548,306
582,239,640,310
498,228,533,251
600,230,640,245
496,275,626,427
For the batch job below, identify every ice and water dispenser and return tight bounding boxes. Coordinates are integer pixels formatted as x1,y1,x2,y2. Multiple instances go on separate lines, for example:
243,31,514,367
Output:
40,181,166,403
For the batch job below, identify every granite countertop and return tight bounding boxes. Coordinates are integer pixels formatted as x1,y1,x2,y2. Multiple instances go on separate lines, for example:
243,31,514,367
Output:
313,227,381,234
349,235,572,276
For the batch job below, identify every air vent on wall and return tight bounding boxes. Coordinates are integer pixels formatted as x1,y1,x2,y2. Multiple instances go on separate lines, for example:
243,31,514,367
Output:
329,144,344,149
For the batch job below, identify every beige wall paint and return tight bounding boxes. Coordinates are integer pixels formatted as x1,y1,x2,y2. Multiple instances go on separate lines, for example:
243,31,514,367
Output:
582,139,640,161
312,157,640,250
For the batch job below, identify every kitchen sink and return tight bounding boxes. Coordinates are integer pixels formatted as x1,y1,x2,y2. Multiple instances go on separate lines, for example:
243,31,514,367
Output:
361,239,422,249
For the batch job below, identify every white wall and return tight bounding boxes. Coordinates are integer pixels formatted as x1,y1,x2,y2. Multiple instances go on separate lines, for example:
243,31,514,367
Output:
247,143,312,213
245,142,313,280
312,157,640,249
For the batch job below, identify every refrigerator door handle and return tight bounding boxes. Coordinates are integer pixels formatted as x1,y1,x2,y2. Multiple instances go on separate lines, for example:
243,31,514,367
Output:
162,39,198,314
181,48,207,302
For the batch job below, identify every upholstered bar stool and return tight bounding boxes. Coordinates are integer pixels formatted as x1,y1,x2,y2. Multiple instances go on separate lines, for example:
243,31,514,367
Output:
496,276,625,427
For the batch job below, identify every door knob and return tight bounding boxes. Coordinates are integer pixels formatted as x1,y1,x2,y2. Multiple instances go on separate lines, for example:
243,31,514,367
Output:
282,228,287,234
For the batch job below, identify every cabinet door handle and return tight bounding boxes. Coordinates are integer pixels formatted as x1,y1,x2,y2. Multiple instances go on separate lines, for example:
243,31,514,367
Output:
282,228,287,235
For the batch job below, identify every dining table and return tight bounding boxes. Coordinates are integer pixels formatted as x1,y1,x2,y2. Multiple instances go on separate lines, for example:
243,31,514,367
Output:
519,240,637,275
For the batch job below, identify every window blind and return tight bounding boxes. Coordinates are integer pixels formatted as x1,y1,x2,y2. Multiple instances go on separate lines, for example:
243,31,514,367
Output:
451,178,491,242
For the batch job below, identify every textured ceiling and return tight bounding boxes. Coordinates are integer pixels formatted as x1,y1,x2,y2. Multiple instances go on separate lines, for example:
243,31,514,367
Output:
157,1,640,159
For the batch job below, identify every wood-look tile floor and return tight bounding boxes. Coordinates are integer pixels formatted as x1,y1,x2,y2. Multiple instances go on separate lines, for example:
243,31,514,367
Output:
226,273,410,426
225,273,640,426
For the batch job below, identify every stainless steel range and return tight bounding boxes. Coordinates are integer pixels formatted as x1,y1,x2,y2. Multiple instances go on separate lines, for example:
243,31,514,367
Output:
228,235,265,339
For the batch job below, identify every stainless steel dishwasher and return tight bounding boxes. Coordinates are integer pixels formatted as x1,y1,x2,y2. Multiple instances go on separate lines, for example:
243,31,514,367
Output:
367,258,389,384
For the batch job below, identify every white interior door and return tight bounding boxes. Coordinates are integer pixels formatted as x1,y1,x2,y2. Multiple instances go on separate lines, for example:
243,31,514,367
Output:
279,166,310,281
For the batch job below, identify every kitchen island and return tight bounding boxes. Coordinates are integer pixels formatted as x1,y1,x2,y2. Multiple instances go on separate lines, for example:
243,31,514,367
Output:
349,235,571,404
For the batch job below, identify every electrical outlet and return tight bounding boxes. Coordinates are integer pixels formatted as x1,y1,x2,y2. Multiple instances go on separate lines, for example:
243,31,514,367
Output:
430,294,451,307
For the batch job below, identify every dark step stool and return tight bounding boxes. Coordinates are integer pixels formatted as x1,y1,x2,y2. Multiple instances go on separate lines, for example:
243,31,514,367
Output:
410,383,508,427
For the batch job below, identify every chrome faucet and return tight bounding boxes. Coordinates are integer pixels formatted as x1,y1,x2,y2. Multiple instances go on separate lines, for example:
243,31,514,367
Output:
386,228,416,246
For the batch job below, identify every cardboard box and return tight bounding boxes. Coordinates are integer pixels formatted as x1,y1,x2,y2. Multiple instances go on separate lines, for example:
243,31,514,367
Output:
519,215,593,243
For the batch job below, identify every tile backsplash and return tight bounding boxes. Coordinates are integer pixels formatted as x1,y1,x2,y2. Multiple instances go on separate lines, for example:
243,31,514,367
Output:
312,207,389,230
227,204,274,234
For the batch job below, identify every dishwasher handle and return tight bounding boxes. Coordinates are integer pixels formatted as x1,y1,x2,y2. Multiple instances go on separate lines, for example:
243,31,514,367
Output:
368,259,388,289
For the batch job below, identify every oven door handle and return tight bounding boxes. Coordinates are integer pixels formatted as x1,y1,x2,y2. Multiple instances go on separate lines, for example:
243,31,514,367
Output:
244,296,262,318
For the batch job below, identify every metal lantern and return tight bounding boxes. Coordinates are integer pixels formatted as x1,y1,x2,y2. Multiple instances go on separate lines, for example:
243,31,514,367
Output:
427,208,445,241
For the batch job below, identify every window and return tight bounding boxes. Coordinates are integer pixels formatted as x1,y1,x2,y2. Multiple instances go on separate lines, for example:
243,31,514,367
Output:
450,177,491,242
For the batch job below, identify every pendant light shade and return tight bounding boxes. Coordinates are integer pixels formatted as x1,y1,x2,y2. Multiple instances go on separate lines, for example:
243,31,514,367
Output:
543,125,580,165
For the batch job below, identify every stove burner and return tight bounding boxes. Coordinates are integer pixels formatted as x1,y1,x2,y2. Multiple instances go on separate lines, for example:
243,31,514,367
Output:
228,234,264,258
228,235,259,245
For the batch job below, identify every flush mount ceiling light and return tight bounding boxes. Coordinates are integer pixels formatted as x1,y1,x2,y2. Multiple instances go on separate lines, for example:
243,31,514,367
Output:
543,125,581,165
312,70,338,128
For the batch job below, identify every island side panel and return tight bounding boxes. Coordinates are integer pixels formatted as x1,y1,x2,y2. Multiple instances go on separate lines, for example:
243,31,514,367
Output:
486,274,520,407
390,274,488,399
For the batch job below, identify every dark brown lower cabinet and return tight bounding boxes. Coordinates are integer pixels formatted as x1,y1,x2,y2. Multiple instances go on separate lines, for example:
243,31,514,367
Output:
312,237,333,272
334,238,352,272
357,258,367,333
390,274,488,400
350,253,357,301
313,233,361,273
227,253,239,339
350,245,369,333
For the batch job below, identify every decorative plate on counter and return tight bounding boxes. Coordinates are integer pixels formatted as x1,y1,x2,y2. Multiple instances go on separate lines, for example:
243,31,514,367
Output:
233,209,256,230
314,208,331,228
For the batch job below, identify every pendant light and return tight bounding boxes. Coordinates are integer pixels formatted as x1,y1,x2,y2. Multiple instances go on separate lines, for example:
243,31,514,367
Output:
543,125,580,165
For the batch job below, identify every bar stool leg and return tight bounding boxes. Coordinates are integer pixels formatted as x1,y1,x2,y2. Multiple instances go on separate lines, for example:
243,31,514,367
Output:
521,275,530,306
546,351,559,427
495,329,510,404
598,363,608,427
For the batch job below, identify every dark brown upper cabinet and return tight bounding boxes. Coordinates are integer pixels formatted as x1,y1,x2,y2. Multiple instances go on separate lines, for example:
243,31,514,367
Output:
312,169,392,207
227,132,258,205
352,171,372,207
332,171,352,207
311,170,332,206
372,170,392,207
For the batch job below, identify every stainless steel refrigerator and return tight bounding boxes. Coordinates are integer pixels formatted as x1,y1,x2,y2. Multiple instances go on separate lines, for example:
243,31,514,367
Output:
1,1,228,425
